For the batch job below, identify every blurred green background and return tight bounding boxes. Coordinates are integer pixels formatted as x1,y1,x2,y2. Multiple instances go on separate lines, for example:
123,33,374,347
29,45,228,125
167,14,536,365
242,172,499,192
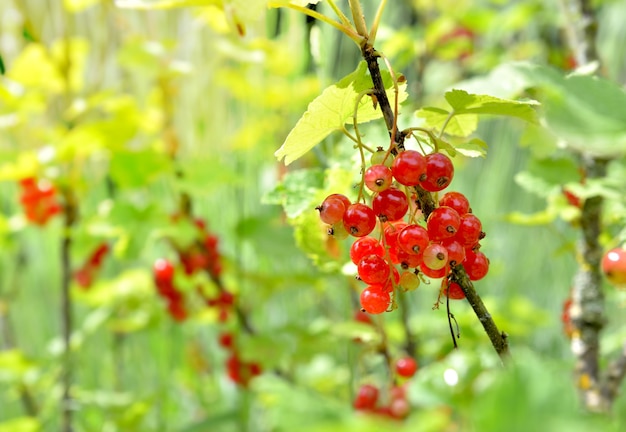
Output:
1,0,626,431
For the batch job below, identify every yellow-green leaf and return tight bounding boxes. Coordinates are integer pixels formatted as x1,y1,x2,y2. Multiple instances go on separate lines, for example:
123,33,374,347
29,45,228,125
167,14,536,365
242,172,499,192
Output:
275,61,408,165
417,107,478,137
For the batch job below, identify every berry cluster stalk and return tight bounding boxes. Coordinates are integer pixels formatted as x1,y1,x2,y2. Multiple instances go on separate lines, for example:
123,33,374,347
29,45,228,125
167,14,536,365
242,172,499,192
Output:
359,28,510,362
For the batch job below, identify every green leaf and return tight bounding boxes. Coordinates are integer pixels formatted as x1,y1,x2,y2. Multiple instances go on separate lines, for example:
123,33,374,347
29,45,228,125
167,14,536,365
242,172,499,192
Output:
416,89,538,137
454,137,488,158
262,168,324,218
543,75,626,157
513,63,626,157
275,61,408,165
444,89,539,123
416,107,477,137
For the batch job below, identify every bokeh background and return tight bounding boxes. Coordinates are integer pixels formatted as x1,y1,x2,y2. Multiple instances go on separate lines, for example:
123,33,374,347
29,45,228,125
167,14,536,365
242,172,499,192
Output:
1,0,626,431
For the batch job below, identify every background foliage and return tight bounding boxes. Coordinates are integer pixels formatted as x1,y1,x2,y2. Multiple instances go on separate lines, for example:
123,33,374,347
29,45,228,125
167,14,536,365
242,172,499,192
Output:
1,0,626,431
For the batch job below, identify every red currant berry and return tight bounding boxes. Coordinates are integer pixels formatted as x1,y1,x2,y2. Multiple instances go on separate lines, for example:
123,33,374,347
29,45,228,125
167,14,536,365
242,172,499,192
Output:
391,248,423,269
360,285,390,314
419,262,449,279
350,236,385,264
398,224,429,255
389,398,411,419
442,280,465,299
317,196,347,225
365,164,393,192
384,221,408,251
343,203,377,237
456,214,483,247
372,188,409,222
354,310,374,325
423,243,449,270
602,247,626,286
218,332,234,349
395,356,418,378
439,191,470,215
154,258,175,285
441,238,466,266
427,206,461,241
167,300,187,322
392,150,427,186
358,254,391,285
420,153,454,192
463,250,489,281
353,384,379,410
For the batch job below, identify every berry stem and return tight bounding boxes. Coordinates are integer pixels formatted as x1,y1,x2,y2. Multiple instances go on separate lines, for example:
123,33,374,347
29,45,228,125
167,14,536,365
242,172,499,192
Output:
450,264,509,362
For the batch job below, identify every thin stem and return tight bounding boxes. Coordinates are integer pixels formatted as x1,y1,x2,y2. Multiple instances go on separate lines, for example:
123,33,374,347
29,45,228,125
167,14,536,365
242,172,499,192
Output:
446,280,458,350
348,0,368,38
438,111,455,138
369,0,388,44
353,89,376,203
326,0,353,28
269,2,364,45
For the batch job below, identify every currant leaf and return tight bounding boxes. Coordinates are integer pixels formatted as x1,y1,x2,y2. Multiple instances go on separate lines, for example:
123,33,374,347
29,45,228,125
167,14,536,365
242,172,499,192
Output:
275,61,408,165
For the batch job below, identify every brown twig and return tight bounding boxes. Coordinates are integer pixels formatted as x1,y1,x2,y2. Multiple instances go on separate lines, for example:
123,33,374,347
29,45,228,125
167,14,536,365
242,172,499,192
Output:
451,265,509,361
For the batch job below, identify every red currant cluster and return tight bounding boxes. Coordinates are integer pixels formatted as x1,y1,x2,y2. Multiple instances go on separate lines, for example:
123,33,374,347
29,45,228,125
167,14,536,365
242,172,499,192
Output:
353,357,417,419
153,258,188,321
18,177,62,225
218,332,262,387
74,243,110,289
317,150,489,314
172,216,222,279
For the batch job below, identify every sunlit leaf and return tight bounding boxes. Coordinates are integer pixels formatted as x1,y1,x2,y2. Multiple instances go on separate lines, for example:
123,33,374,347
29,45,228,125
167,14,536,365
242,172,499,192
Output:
454,137,488,158
417,107,478,137
275,61,408,165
